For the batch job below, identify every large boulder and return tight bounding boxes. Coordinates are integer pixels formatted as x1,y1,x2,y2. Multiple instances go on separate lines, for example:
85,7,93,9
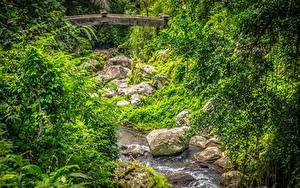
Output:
115,161,171,188
189,135,208,149
175,110,190,127
99,65,130,81
146,126,190,156
118,82,154,96
194,147,222,163
166,171,195,188
105,55,132,68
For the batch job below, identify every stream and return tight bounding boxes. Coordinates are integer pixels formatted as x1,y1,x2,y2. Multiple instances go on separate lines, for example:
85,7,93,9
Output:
117,126,222,188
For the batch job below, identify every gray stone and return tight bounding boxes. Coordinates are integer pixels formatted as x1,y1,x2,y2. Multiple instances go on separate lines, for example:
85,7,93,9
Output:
130,94,142,106
146,126,190,156
102,88,118,98
118,82,153,96
98,65,130,81
153,74,168,88
142,65,156,76
213,156,229,168
194,147,222,163
120,144,150,158
205,137,222,148
167,171,195,187
116,100,130,106
111,78,129,88
105,55,132,68
175,110,190,127
189,135,208,148
221,171,241,187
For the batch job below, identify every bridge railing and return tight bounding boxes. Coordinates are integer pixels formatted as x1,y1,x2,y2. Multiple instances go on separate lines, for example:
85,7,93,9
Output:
66,11,169,28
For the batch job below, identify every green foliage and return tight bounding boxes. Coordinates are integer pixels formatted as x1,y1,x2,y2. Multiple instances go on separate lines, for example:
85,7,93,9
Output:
146,0,300,187
0,38,118,187
123,0,299,186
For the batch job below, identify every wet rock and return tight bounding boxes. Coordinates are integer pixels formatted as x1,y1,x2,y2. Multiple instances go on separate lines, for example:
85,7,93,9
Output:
214,156,229,168
120,144,150,158
194,147,222,163
115,161,171,188
189,135,208,148
175,110,190,127
118,82,153,96
205,137,222,149
105,55,132,68
111,78,129,88
221,171,241,187
153,74,169,88
142,65,156,76
116,100,130,106
130,94,142,106
146,126,190,156
167,171,195,187
98,65,130,81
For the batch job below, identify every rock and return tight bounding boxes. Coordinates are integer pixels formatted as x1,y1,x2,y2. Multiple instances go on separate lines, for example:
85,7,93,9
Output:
189,135,208,148
153,74,169,88
221,171,241,187
175,110,190,127
116,100,130,106
205,137,222,148
115,161,171,188
120,144,150,158
118,82,154,96
111,78,129,88
99,65,130,81
130,94,142,106
142,65,156,76
214,156,229,168
194,147,222,163
166,171,195,187
105,55,132,68
202,98,214,112
146,126,190,156
102,88,117,98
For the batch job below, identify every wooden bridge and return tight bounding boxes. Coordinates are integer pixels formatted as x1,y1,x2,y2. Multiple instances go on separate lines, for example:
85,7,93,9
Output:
66,11,169,28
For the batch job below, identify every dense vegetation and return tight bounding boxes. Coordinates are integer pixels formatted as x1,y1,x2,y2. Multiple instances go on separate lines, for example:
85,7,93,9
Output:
1,0,299,187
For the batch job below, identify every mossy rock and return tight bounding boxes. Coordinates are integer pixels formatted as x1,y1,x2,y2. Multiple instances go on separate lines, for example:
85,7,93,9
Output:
115,160,171,188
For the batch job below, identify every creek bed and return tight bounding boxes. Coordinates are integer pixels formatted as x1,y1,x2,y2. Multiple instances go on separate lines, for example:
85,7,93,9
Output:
117,126,222,188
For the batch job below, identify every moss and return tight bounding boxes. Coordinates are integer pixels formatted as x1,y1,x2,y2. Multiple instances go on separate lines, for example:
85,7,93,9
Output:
115,161,171,188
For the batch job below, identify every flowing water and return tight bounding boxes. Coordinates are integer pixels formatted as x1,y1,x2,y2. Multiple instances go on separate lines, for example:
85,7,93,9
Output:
117,126,222,188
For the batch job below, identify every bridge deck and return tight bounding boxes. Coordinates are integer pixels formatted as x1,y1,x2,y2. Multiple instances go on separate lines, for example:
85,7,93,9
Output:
66,14,169,28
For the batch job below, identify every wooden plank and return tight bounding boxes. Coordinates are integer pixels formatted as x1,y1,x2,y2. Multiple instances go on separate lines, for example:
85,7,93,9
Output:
65,14,169,28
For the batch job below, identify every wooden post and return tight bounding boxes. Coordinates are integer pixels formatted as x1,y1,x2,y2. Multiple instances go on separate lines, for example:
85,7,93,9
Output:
100,9,108,17
159,13,169,28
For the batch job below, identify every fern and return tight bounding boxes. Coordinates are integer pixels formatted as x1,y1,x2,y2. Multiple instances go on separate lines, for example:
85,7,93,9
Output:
79,26,98,44
89,0,111,10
